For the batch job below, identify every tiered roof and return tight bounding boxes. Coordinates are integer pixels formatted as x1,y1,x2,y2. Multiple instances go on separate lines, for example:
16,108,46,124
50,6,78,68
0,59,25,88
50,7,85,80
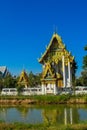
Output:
39,33,74,64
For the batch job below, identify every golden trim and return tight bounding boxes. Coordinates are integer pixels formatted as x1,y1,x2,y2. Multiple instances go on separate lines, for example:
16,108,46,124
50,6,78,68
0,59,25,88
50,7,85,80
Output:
38,33,74,64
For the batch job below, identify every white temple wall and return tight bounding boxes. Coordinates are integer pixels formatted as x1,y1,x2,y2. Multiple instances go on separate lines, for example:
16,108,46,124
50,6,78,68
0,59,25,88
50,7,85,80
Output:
44,85,47,94
42,84,45,95
41,83,58,94
46,83,54,93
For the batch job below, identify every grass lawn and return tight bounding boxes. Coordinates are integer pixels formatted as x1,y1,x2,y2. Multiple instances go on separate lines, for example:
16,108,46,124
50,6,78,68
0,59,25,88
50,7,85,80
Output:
0,122,87,130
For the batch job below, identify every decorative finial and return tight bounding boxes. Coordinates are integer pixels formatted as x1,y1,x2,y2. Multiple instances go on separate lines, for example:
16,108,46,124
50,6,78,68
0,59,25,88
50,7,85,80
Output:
53,25,58,34
23,64,25,71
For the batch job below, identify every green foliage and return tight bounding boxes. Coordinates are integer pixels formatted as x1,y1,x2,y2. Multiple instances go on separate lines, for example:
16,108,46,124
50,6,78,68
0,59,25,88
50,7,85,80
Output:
0,95,71,103
80,45,87,86
83,45,87,70
28,71,41,87
0,78,4,91
81,71,87,86
72,59,78,75
3,74,17,88
77,45,87,86
84,45,87,51
83,56,87,70
75,77,83,86
0,122,87,130
26,95,71,104
72,59,78,87
28,71,34,87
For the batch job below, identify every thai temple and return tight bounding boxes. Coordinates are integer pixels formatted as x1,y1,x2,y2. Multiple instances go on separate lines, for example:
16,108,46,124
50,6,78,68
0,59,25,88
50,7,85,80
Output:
0,66,9,77
18,70,29,88
39,33,74,95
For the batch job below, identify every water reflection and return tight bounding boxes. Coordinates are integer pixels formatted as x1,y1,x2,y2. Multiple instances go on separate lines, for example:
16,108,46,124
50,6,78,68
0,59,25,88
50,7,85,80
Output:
64,108,73,125
0,105,87,124
42,108,58,125
42,105,80,125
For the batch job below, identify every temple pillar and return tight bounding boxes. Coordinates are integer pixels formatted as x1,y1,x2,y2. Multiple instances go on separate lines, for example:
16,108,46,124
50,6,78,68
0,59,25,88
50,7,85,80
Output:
68,60,72,87
54,84,57,95
44,85,47,94
42,83,45,95
62,56,66,88
25,84,28,88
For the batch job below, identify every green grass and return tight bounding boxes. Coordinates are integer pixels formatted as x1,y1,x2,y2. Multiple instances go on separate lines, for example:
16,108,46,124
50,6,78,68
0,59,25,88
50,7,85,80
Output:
0,94,87,104
0,94,71,101
0,122,87,130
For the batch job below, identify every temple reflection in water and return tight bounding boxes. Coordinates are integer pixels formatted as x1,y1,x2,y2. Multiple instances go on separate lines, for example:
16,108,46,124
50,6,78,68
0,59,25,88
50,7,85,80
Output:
0,105,81,124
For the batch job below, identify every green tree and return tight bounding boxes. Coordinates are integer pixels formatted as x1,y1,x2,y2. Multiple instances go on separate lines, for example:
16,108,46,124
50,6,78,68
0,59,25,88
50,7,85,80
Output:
0,72,4,90
83,55,87,70
81,45,87,86
28,71,41,87
28,71,35,87
3,74,17,88
75,77,83,86
83,45,87,70
72,59,78,81
84,45,87,51
71,59,78,91
34,73,41,86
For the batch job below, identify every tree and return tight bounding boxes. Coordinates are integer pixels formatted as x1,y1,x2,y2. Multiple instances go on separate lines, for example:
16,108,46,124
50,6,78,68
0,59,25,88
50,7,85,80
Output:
83,45,87,70
72,59,78,79
0,72,4,90
3,74,17,88
81,45,87,86
71,59,78,88
28,71,35,87
75,77,83,86
34,73,42,86
28,71,41,87
83,55,87,70
84,45,87,51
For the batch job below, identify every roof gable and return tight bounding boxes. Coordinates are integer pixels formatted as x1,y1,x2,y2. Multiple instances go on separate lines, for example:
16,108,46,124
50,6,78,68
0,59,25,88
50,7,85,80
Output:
0,66,7,74
39,33,73,64
18,70,29,86
42,62,55,79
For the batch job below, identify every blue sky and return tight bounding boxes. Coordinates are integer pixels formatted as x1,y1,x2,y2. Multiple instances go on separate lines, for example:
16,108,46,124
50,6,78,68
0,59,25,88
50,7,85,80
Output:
0,0,87,76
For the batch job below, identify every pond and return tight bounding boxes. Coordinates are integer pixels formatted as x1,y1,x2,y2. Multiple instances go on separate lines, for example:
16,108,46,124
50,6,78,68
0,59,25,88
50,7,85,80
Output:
0,104,87,125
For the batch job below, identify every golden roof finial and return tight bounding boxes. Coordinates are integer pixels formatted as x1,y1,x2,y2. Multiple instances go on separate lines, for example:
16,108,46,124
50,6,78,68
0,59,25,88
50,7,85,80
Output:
53,25,58,34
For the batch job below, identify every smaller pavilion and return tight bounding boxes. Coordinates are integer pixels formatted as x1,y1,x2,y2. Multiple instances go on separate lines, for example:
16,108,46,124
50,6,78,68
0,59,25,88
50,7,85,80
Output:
18,70,29,88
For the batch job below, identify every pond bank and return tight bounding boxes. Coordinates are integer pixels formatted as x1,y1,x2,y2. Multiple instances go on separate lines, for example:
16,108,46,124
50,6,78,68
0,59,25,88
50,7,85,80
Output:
0,99,87,105
0,95,87,105
0,122,87,130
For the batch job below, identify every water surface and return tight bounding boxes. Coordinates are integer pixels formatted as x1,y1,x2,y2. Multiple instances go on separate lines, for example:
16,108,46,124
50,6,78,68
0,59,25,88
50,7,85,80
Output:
0,105,87,125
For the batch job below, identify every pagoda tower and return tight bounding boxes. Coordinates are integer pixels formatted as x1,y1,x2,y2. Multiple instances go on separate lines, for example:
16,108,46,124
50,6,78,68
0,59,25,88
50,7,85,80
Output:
39,33,74,94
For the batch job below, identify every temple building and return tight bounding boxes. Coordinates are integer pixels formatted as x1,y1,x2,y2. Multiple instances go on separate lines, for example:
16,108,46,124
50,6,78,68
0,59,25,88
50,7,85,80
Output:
39,33,74,95
0,66,9,77
18,70,29,88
